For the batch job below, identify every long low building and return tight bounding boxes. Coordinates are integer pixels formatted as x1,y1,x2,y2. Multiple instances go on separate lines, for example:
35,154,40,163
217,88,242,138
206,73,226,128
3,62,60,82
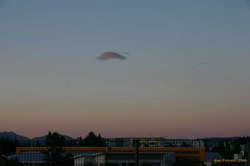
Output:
74,152,176,166
16,147,205,160
12,147,205,166
105,138,205,148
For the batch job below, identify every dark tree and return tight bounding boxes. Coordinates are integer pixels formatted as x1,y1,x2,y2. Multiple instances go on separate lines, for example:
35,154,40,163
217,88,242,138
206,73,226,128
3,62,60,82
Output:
77,136,85,146
0,138,20,155
45,132,66,147
83,132,105,147
44,131,73,166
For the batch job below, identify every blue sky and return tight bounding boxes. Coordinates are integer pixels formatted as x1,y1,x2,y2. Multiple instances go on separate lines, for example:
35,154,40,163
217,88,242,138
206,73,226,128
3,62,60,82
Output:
0,0,250,138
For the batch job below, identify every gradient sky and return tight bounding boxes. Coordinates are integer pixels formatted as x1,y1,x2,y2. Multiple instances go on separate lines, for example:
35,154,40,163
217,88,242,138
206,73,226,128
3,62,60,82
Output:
0,0,250,138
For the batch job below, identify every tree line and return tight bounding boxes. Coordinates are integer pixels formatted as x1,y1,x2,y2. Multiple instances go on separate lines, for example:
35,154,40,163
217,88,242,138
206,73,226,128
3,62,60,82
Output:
0,131,105,155
0,131,105,166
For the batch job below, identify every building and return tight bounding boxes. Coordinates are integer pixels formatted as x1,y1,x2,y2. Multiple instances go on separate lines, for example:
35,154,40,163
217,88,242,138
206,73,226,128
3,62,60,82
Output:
8,151,46,165
105,138,165,147
8,150,97,165
13,146,205,165
16,146,205,161
161,139,205,148
74,152,176,166
105,138,205,148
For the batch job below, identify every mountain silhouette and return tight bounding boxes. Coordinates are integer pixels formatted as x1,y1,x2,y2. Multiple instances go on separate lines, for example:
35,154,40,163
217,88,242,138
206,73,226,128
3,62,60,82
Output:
0,131,30,143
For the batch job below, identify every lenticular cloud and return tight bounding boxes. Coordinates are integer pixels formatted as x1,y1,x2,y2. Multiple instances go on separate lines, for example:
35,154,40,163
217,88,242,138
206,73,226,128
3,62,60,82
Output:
97,52,126,60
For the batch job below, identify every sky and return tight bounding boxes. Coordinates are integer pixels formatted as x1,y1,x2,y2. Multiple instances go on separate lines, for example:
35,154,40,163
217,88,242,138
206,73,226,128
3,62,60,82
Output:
0,0,250,138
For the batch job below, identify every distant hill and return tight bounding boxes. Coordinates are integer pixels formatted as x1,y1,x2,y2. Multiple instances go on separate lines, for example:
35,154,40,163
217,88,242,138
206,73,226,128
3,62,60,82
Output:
0,131,244,145
0,131,30,143
0,131,75,144
201,137,240,142
32,133,75,143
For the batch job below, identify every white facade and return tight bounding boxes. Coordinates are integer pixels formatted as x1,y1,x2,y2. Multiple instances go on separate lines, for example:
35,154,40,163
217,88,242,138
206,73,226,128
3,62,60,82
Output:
74,157,85,166
74,152,175,166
